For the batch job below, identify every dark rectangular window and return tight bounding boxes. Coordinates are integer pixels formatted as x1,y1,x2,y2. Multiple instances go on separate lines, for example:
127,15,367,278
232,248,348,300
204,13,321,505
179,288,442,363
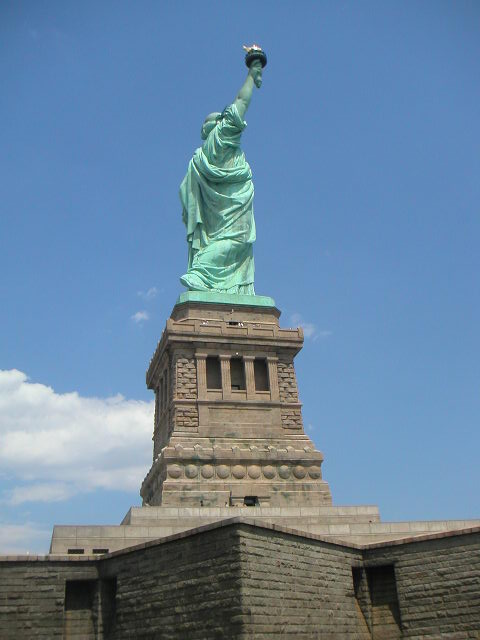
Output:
100,578,117,635
65,580,96,610
206,356,222,389
67,548,84,555
254,358,269,391
164,369,168,410
92,548,109,555
367,565,402,637
230,357,246,390
64,580,97,637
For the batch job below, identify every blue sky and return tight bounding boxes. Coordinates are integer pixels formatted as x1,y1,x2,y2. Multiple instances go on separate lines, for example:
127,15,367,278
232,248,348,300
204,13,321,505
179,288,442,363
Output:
1,1,479,553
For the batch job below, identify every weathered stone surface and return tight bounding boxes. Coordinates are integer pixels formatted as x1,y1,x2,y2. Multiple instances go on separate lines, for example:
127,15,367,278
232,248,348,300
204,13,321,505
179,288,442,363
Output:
141,300,331,508
3,520,480,639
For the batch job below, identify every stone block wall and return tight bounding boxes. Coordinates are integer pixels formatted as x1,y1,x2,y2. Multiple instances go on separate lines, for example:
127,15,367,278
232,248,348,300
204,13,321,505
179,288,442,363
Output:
364,530,480,638
235,525,368,638
3,521,479,639
277,358,299,403
104,526,243,638
152,352,171,459
280,407,303,430
0,560,100,639
278,356,304,432
173,351,197,400
171,350,199,436
173,405,199,433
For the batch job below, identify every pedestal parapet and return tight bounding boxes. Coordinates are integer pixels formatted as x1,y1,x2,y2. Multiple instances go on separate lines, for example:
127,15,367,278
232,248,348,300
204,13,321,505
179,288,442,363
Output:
141,295,332,508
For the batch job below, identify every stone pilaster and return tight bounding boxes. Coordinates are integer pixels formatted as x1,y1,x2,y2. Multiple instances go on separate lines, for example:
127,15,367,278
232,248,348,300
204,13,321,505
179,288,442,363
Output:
219,354,231,400
195,353,207,400
243,355,256,400
267,356,280,401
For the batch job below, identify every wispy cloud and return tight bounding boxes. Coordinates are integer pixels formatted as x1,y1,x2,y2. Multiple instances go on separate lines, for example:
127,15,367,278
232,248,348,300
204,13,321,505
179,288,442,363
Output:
3,483,74,506
0,522,52,555
131,310,149,323
290,313,332,342
0,370,153,507
137,287,158,301
317,330,332,339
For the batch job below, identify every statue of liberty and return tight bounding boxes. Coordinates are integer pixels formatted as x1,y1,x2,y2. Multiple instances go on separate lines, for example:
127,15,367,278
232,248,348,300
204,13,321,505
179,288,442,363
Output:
179,46,267,295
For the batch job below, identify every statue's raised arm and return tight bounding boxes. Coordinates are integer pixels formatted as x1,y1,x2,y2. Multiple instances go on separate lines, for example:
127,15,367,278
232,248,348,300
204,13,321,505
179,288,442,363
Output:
234,53,263,118
179,46,267,296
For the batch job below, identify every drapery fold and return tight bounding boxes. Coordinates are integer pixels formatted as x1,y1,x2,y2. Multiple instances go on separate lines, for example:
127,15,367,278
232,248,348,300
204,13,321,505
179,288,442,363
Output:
180,104,256,294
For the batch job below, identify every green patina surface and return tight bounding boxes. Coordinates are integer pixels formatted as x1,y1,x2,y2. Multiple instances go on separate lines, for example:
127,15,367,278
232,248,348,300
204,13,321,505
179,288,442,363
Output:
176,291,275,308
179,53,264,295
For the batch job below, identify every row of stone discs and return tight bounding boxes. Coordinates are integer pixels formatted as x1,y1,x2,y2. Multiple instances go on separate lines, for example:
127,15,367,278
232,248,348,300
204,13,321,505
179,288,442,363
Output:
167,463,322,480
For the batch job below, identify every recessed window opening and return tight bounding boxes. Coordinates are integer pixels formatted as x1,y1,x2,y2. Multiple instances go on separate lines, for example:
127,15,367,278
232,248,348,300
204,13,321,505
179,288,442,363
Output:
254,358,269,391
64,580,95,610
67,548,84,555
244,496,259,506
228,321,244,326
230,357,246,390
161,373,167,412
367,565,402,632
352,567,363,598
351,564,402,636
206,356,222,389
92,548,109,555
100,577,117,633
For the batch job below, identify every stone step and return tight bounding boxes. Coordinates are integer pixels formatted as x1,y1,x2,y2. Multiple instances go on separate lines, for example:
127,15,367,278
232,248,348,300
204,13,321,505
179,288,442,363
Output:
122,504,381,524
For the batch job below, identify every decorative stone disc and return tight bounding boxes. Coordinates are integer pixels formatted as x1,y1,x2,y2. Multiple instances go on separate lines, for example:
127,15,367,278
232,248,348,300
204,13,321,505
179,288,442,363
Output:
293,465,307,479
168,464,182,479
308,466,322,479
185,464,198,479
201,464,214,479
232,465,246,479
247,465,261,479
216,465,230,479
278,465,291,479
262,465,276,479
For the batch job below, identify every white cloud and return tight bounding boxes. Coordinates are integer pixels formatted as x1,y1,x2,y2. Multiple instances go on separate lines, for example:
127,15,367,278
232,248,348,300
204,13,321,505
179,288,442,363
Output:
0,370,153,504
131,310,149,323
290,314,332,342
0,522,52,555
4,483,74,506
137,287,158,301
317,330,333,338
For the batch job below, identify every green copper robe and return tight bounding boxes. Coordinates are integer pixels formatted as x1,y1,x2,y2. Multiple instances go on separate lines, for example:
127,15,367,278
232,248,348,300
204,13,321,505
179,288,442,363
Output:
180,104,256,294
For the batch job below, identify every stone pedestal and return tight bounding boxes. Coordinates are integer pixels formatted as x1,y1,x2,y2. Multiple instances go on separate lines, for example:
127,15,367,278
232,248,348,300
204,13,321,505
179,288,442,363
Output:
140,296,332,508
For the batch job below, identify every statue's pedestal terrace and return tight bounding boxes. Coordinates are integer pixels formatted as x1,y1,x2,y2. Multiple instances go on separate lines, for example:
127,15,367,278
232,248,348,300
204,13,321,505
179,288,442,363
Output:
49,295,480,554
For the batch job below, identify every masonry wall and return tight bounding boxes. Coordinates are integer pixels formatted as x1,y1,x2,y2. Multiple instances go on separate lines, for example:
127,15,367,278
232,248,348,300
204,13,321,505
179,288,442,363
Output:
235,525,368,639
102,525,243,639
0,560,99,639
364,530,480,638
277,357,299,403
1,524,480,639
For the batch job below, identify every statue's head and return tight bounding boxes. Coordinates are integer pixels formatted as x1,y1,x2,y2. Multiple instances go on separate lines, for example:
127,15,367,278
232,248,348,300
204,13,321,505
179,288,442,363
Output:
201,112,222,140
